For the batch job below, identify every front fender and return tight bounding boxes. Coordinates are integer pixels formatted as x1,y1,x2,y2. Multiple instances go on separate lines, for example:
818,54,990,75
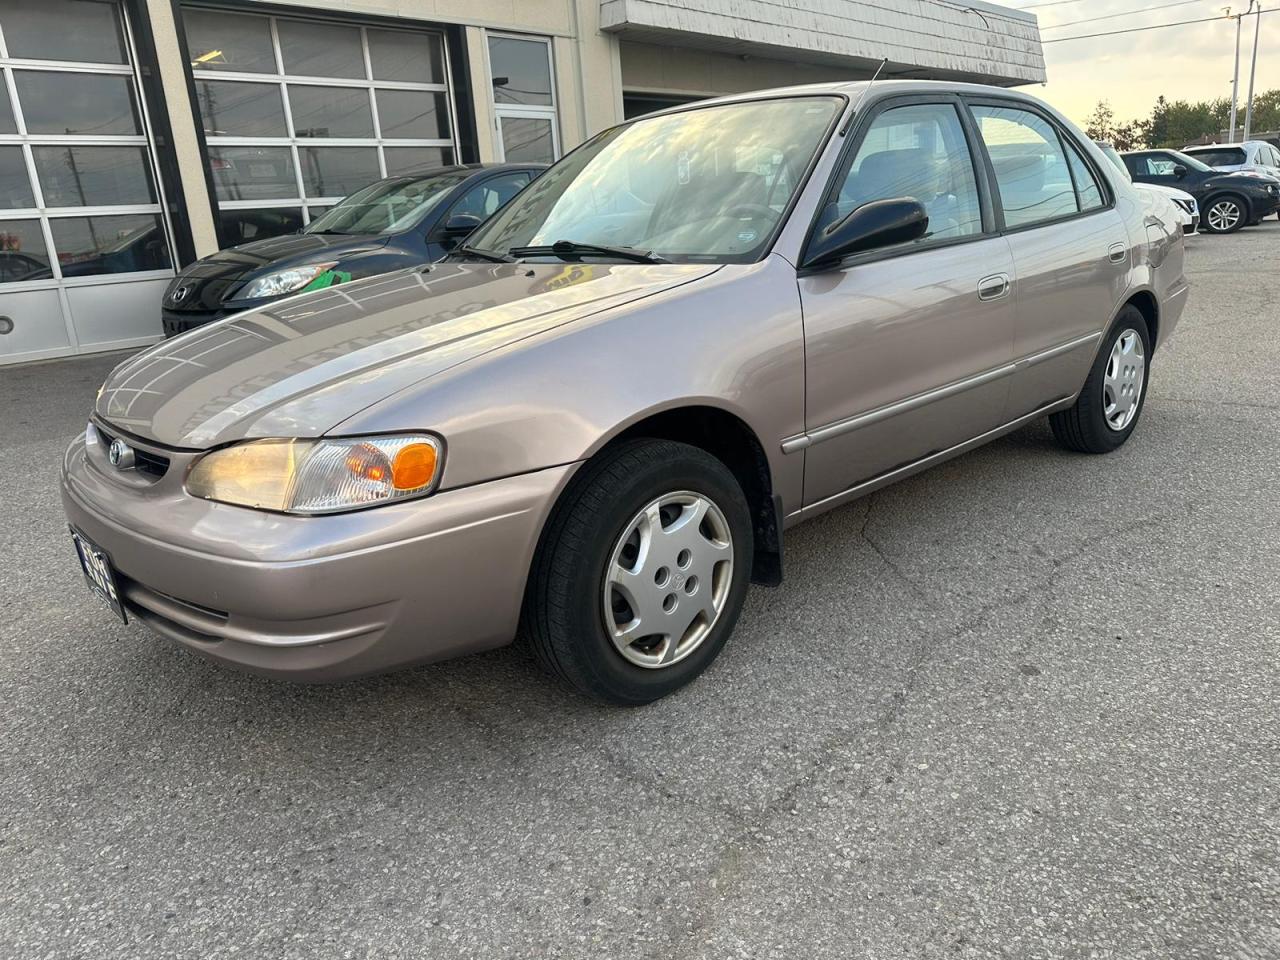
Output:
331,255,808,514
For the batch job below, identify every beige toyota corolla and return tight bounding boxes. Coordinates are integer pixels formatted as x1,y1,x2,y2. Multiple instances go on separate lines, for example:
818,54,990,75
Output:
63,81,1189,704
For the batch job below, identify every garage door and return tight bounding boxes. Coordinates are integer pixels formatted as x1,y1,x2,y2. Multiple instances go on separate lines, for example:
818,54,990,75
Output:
0,0,176,365
182,6,460,246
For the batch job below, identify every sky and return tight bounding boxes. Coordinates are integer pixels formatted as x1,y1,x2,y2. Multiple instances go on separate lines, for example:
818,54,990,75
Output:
1009,0,1279,127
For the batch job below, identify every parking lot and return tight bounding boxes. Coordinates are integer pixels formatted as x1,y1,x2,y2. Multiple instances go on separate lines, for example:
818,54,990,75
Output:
3,222,1279,959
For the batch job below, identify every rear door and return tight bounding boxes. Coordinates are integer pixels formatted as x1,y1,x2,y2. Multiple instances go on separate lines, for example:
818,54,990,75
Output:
966,99,1131,419
796,95,1017,506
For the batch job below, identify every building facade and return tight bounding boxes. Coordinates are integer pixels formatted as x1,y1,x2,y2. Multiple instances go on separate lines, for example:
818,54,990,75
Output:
0,0,1044,365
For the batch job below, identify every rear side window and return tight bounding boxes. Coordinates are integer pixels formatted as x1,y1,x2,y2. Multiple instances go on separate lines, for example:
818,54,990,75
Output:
822,101,983,243
1063,139,1105,211
1185,147,1246,166
970,103,1077,228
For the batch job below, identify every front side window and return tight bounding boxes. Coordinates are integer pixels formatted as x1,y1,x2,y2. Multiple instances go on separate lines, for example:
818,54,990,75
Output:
468,96,842,263
971,104,1077,228
447,173,530,221
822,101,982,242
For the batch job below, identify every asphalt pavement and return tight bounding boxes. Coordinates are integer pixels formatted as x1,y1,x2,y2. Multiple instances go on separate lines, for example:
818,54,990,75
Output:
2,223,1279,959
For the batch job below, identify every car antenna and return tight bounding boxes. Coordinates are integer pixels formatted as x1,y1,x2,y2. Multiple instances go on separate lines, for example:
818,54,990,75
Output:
842,58,888,134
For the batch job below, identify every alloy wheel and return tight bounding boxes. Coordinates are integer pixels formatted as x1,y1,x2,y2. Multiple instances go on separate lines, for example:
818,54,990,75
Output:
1207,199,1242,232
603,491,734,669
1102,328,1145,431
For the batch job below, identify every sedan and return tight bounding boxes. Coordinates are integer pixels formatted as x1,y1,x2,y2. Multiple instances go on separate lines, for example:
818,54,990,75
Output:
63,81,1188,704
160,163,543,335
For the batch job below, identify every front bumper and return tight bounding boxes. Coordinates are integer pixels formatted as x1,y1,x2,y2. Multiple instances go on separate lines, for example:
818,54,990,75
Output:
161,308,230,337
61,428,577,680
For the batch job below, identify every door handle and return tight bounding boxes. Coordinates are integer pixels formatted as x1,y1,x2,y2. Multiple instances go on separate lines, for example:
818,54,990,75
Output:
1107,242,1127,264
977,273,1010,301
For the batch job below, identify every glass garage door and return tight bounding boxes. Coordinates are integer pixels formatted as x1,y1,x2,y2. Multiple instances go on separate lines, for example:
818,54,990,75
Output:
183,8,459,246
0,0,175,364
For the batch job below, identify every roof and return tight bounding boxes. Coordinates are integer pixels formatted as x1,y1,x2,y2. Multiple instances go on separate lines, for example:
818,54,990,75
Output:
634,80,1066,124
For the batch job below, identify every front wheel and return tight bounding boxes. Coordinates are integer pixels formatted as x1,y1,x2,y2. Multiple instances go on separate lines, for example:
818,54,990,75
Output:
1202,194,1247,233
1050,307,1151,454
524,439,753,704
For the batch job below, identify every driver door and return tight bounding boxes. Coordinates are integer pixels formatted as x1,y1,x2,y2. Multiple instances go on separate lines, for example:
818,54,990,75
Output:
798,97,1017,507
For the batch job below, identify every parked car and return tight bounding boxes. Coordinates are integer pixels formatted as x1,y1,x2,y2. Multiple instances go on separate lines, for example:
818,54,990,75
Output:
1181,140,1280,182
64,81,1187,704
160,163,544,336
1096,142,1198,236
1121,148,1279,233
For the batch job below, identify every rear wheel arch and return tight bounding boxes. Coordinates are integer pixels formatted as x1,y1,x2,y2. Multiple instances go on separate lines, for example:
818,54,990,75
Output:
1125,289,1159,353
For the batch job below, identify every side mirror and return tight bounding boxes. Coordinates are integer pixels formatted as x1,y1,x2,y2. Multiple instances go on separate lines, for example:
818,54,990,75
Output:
803,197,929,269
442,213,483,237
1172,164,1188,179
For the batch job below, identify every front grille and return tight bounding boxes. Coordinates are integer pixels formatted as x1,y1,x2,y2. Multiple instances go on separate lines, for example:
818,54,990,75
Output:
133,448,171,479
95,424,171,480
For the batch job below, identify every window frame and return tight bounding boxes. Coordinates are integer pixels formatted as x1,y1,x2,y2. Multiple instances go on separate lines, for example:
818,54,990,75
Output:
182,5,461,244
798,92,999,274
483,31,560,164
0,0,177,295
962,95,1117,235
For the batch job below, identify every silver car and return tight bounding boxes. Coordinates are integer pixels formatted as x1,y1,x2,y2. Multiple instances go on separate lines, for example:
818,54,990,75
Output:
62,81,1189,704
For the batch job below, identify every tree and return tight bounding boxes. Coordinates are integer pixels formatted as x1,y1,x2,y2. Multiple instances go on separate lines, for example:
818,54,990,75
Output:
1082,100,1148,150
1084,100,1119,143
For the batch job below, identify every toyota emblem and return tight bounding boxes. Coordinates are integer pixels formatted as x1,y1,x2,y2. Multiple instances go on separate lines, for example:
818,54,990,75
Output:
170,285,190,304
108,438,136,470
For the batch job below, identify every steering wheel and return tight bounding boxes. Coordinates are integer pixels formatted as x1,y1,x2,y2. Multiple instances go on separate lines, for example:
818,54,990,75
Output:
724,203,776,221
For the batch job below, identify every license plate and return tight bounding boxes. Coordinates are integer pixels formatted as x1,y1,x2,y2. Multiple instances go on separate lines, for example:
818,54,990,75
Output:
70,527,127,623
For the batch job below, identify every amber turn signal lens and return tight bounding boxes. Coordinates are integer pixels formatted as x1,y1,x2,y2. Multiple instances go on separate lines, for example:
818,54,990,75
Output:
391,442,438,490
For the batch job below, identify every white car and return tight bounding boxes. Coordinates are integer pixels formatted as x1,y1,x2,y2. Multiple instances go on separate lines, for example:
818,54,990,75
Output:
1096,142,1198,236
1182,141,1280,183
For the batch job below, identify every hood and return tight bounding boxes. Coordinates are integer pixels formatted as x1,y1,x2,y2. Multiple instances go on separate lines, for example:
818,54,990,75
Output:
1133,182,1195,202
100,261,719,448
164,233,387,312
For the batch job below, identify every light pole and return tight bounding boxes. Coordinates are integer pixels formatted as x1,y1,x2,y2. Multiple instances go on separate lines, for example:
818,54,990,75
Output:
1228,5,1249,141
1243,4,1263,141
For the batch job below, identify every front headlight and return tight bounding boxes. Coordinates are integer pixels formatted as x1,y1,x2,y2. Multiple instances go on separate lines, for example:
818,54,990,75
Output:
186,435,442,514
235,262,339,301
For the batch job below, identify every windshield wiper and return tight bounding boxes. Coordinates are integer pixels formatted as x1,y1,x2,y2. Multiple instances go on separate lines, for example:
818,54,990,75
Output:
453,243,515,263
508,239,668,264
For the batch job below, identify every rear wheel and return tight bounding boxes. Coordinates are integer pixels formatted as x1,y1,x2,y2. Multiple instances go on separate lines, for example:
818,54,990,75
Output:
524,439,753,704
1050,307,1151,454
1203,193,1247,233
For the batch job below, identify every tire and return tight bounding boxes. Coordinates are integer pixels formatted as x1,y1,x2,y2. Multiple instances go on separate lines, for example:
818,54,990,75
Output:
1202,193,1247,233
524,438,753,705
1050,306,1151,455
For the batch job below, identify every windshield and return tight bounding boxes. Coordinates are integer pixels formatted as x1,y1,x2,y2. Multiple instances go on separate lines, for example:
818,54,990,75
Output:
466,96,843,263
1096,142,1131,182
1183,146,1247,167
304,170,470,236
